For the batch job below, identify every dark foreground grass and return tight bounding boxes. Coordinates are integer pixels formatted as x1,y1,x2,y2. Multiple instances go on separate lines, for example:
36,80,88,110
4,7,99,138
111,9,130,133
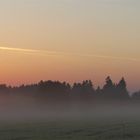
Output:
0,120,140,140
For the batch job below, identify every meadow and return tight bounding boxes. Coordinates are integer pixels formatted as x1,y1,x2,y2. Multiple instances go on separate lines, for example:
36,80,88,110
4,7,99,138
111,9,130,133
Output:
0,119,140,140
0,94,139,140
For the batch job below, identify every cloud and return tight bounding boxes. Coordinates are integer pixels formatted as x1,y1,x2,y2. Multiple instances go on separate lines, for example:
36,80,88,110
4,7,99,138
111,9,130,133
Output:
0,47,38,53
0,46,140,62
0,46,59,56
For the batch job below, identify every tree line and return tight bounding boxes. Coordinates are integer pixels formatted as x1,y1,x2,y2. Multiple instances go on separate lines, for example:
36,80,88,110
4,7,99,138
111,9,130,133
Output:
0,76,139,101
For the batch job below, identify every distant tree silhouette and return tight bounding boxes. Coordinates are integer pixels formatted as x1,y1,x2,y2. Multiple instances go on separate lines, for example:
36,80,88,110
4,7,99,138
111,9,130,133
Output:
103,77,114,91
0,77,139,102
37,80,71,100
102,76,116,99
0,84,7,90
116,78,129,99
95,86,102,99
71,80,95,100
81,80,94,94
72,83,82,94
96,86,101,94
0,84,8,93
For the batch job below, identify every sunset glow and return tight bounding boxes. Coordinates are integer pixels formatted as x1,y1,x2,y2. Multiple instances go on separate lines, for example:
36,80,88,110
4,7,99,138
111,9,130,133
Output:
0,0,140,92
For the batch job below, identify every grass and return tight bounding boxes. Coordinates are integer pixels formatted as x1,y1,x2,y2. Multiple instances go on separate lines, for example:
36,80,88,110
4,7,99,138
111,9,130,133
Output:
0,120,140,140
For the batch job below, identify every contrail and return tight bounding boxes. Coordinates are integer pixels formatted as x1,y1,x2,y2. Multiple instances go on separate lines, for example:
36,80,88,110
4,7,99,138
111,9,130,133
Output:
0,46,140,62
0,46,56,54
0,46,62,56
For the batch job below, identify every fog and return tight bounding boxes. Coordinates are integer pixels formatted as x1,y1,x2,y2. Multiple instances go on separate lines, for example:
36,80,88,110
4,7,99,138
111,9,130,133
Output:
0,93,140,124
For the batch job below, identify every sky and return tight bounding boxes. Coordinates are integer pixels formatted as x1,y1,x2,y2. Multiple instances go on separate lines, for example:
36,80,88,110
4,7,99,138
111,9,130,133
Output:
0,0,140,92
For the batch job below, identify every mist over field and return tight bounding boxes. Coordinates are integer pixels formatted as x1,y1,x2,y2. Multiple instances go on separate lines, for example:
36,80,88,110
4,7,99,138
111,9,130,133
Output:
0,78,138,124
0,80,139,140
1,0,140,139
0,92,139,124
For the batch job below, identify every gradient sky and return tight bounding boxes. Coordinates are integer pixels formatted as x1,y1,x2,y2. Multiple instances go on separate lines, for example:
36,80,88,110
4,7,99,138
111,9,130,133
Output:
0,0,140,92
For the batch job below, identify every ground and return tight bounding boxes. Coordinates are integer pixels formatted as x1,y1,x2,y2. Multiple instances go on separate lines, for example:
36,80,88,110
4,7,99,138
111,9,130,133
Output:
0,120,140,140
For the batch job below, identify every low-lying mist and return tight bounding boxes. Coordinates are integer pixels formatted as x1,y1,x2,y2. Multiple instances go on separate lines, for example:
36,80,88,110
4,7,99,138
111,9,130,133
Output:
0,93,140,124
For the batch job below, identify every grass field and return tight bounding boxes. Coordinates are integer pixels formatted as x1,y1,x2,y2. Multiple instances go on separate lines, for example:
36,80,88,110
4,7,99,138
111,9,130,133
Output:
0,120,140,140
0,100,140,140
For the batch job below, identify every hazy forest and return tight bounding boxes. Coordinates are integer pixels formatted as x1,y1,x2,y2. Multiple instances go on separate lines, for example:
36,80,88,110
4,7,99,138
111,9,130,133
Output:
0,76,140,102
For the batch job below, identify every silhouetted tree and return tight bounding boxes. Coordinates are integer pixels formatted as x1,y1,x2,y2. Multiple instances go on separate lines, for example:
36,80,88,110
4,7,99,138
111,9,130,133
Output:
0,77,133,102
96,86,101,94
0,84,8,93
102,76,116,98
116,78,129,99
71,80,94,100
95,86,102,99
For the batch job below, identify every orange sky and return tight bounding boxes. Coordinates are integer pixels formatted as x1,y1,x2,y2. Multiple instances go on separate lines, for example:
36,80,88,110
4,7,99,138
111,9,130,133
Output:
0,0,140,92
